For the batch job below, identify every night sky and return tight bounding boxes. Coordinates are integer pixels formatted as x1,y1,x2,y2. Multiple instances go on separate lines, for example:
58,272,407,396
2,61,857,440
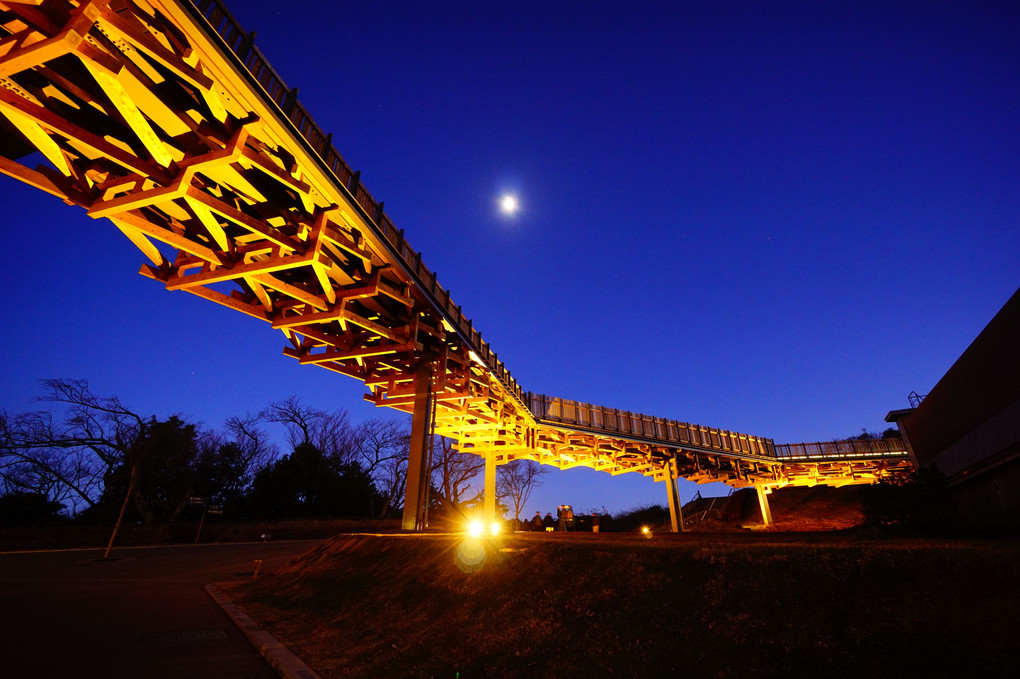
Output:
1,0,1017,516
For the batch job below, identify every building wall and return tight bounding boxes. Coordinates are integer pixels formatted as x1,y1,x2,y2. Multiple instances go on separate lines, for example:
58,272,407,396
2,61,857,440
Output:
950,459,1020,528
898,287,1020,528
902,287,1020,466
928,398,1020,478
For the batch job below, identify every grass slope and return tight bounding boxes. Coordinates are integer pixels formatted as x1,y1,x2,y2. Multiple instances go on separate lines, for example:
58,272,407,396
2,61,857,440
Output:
223,533,1019,678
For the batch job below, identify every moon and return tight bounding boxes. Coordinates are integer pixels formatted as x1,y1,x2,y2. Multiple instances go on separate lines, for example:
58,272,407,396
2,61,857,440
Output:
499,194,520,215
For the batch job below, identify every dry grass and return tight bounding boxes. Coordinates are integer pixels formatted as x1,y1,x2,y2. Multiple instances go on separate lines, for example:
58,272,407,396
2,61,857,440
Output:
222,532,1020,678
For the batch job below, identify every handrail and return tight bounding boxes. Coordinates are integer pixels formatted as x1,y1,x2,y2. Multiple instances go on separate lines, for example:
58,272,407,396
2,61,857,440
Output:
680,496,721,529
773,438,909,459
188,0,524,403
526,393,776,457
185,1,902,463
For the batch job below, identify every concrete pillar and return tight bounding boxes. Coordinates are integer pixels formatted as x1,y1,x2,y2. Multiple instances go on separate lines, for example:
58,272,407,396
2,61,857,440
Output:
401,357,433,531
666,458,685,533
756,486,773,526
483,450,496,525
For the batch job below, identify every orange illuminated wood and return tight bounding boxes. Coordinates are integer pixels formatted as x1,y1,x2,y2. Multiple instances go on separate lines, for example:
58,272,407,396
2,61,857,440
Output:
0,0,914,498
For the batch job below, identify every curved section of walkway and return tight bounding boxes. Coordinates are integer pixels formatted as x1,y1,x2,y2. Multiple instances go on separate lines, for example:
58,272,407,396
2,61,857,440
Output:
0,0,915,493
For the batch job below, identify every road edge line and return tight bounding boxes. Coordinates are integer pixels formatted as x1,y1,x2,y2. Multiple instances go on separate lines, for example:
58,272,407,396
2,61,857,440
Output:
205,584,321,679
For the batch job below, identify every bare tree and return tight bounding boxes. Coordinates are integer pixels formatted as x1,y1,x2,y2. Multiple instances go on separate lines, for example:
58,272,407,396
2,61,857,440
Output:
353,419,408,475
350,419,409,517
192,413,278,511
375,453,408,517
224,413,278,482
261,396,354,462
0,380,147,514
316,410,355,462
430,436,485,517
261,396,320,448
1,412,101,515
497,459,550,522
0,380,153,557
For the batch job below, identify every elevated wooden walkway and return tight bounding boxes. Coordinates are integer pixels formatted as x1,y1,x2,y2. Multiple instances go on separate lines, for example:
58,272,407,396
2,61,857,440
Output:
0,0,914,524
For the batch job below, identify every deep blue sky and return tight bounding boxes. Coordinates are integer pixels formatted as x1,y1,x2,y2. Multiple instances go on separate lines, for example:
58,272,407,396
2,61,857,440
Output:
1,0,1017,516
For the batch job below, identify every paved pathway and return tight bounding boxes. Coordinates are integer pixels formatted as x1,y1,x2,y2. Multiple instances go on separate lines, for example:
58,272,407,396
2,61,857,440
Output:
0,540,321,678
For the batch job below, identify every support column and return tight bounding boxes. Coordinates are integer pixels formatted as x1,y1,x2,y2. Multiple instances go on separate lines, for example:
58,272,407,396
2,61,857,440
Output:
666,458,685,533
483,450,496,525
756,486,773,526
401,357,433,531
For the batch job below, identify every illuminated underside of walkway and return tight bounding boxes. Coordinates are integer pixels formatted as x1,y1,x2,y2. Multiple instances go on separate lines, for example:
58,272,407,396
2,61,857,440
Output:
0,0,914,526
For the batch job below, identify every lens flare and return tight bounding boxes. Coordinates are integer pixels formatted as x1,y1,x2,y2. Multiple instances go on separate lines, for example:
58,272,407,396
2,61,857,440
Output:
455,539,487,573
467,520,484,537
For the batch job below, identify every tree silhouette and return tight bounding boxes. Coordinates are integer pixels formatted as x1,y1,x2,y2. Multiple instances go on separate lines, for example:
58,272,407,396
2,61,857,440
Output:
260,396,354,463
351,419,409,517
497,459,549,522
128,416,199,525
246,442,382,519
430,436,484,518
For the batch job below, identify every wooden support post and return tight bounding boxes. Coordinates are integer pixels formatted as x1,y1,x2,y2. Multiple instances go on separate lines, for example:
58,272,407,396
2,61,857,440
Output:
401,357,433,531
666,457,684,533
756,486,773,526
283,87,299,115
236,31,256,63
484,449,496,526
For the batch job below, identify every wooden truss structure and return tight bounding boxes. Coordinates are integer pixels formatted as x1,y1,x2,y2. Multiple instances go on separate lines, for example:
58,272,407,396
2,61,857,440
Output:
0,0,914,528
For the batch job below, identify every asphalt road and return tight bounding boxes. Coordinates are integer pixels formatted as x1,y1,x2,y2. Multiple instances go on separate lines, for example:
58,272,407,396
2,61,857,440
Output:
0,540,322,679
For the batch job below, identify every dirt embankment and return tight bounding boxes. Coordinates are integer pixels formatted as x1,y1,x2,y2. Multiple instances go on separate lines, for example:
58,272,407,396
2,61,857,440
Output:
223,532,1020,678
745,485,870,531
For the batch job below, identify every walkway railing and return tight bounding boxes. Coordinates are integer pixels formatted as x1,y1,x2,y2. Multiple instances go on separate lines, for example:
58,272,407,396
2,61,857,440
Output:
526,394,775,457
186,1,909,465
190,0,523,404
681,495,725,529
773,438,909,459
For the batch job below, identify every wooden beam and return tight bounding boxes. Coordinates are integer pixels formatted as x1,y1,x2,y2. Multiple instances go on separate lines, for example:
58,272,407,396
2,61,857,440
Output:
289,340,415,365
0,25,75,78
164,248,316,290
83,61,175,167
0,84,170,182
105,210,221,263
110,216,164,265
251,272,328,310
96,6,215,91
272,303,406,343
0,155,71,199
183,186,302,253
139,266,269,321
